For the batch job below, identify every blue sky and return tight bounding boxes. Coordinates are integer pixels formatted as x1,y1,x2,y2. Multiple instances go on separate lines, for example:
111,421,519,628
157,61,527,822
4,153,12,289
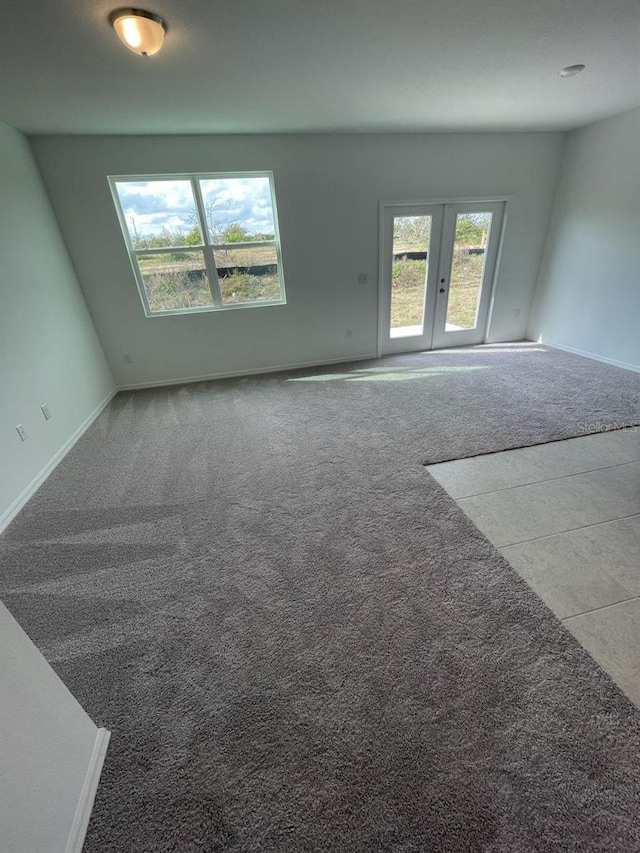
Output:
114,176,275,239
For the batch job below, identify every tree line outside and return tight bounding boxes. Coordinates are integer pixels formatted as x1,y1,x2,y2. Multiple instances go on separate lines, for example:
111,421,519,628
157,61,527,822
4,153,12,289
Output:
130,221,275,251
131,214,281,312
130,208,489,318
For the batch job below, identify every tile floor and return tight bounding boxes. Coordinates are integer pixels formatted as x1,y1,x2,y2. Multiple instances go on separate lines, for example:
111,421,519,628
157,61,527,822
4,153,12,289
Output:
428,428,640,707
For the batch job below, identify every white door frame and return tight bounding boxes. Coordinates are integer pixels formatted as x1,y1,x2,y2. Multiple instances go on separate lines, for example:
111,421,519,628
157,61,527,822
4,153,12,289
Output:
377,195,511,357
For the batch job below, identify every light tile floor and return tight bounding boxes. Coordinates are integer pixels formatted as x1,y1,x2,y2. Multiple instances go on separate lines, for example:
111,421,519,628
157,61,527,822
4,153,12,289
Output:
428,429,640,707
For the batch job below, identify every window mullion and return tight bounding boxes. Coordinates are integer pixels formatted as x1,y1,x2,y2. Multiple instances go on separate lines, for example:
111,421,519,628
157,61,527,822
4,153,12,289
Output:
191,177,222,307
133,244,206,256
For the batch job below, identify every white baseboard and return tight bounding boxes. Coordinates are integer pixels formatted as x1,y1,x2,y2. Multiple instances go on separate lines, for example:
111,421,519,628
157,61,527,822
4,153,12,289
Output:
0,388,117,535
65,727,111,853
540,339,640,374
117,352,378,390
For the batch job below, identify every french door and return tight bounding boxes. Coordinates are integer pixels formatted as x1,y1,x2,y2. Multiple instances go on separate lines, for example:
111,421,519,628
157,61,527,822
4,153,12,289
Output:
379,200,505,354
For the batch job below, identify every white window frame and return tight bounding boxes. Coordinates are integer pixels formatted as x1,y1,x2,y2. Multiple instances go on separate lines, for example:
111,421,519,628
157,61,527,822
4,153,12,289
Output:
108,171,286,317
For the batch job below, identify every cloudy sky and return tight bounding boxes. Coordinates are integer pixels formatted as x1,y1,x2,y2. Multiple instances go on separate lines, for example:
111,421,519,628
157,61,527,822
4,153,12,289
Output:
114,176,275,241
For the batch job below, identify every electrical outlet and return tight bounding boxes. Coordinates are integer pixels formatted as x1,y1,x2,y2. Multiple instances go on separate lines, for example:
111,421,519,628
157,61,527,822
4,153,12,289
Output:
514,308,521,318
357,273,368,285
16,424,27,442
123,354,133,363
41,403,51,420
346,328,352,338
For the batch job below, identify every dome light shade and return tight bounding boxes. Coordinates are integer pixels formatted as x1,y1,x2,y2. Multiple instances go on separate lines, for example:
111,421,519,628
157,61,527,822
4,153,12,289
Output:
110,9,166,56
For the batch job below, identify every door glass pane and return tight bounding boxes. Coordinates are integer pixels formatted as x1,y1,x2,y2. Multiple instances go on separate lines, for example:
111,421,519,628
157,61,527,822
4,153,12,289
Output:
213,245,281,305
445,212,492,331
137,251,213,312
390,215,431,338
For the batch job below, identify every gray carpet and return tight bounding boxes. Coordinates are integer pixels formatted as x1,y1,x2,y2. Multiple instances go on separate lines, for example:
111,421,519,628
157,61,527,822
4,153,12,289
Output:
2,343,640,852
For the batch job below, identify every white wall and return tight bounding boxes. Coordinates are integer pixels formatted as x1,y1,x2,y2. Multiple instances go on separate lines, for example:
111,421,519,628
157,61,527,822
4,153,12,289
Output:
528,108,640,370
31,132,564,387
0,121,115,527
0,602,107,853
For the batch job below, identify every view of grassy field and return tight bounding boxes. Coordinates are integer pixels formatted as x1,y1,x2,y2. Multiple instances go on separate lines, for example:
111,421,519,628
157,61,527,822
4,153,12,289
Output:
132,213,487,318
390,252,485,330
137,246,281,311
390,258,427,327
138,254,211,311
390,212,489,331
219,272,280,305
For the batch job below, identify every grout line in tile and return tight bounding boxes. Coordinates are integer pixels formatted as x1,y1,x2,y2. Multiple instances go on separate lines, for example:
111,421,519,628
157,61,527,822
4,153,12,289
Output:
451,459,640,501
487,511,640,549
497,512,640,551
562,595,640,622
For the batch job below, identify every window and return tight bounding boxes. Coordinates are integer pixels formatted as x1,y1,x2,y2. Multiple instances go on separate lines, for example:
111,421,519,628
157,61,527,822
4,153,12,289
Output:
109,172,286,316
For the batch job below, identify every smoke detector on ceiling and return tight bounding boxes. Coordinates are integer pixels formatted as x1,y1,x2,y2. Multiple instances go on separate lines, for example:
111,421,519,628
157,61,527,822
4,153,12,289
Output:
559,64,586,77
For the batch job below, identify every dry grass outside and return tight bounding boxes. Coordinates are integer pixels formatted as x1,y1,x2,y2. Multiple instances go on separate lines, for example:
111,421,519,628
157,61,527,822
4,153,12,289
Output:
214,245,276,266
219,272,281,305
138,253,281,312
390,259,427,327
391,253,485,330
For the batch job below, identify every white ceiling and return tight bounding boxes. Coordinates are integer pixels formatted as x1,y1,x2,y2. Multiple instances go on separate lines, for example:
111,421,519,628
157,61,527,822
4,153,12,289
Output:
0,0,638,135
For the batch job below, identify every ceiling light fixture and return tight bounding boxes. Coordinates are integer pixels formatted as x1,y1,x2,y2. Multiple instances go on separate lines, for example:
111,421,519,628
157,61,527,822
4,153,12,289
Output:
559,64,585,77
110,8,166,56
